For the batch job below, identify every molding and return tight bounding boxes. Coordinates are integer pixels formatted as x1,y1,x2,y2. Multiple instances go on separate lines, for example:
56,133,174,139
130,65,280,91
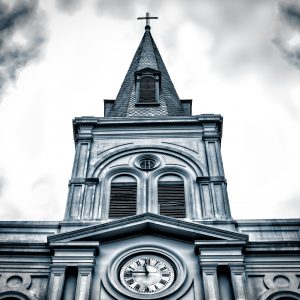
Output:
69,177,99,185
197,176,227,183
49,241,100,256
73,114,223,127
0,242,50,255
245,241,300,253
48,213,248,243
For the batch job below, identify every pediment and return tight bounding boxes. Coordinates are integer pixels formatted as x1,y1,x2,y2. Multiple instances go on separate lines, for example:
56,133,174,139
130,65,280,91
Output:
48,213,248,243
135,67,160,75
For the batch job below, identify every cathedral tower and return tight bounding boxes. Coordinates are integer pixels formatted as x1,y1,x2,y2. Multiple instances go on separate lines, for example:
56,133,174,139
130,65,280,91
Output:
64,19,231,224
0,14,299,300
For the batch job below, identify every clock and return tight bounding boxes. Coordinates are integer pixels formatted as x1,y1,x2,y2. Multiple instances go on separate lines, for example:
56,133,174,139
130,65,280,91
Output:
119,254,175,294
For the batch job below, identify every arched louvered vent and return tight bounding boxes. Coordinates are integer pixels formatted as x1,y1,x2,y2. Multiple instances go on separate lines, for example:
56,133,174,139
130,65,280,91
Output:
139,76,156,103
158,174,185,218
109,175,137,218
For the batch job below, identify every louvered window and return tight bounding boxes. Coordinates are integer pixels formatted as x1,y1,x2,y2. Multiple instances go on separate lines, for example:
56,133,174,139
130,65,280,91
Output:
109,176,137,218
139,76,156,103
158,179,185,218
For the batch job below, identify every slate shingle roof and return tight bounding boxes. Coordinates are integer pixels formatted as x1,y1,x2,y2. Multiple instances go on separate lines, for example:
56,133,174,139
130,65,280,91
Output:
107,27,187,117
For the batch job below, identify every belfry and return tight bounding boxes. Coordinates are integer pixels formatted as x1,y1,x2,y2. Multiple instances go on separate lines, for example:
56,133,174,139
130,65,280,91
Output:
0,14,299,300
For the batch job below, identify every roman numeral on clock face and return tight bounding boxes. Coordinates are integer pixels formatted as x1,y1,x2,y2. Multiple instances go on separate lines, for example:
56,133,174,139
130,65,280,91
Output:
126,278,134,285
136,260,141,266
160,279,167,285
124,271,132,278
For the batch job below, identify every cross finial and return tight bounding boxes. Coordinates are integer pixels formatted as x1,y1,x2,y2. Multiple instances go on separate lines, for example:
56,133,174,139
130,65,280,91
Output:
137,12,158,30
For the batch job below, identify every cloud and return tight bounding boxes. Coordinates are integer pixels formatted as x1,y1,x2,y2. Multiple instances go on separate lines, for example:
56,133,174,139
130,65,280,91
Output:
0,173,6,197
55,0,83,15
273,38,300,69
280,0,300,28
274,0,300,70
95,0,137,19
0,0,47,99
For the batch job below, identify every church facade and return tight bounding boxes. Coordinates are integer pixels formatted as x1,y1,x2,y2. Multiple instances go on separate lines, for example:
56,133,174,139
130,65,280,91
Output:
0,20,299,300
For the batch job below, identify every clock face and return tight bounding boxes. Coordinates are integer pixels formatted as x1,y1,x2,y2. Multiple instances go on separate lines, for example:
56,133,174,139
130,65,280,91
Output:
119,254,175,294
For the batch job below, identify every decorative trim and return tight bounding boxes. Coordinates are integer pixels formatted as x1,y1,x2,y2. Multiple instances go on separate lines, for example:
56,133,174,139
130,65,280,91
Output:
103,245,189,300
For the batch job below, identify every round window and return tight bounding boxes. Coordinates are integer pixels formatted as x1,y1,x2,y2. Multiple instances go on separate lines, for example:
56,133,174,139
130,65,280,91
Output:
134,154,160,171
139,158,156,170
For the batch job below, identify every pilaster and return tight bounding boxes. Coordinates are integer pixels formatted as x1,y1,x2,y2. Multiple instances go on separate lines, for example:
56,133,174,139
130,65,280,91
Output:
64,124,94,221
195,240,248,300
47,266,66,300
76,266,93,300
230,265,248,300
197,176,231,220
48,242,99,300
201,264,220,300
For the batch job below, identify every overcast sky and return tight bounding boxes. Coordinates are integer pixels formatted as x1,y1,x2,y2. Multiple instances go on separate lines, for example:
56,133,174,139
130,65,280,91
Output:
0,0,299,221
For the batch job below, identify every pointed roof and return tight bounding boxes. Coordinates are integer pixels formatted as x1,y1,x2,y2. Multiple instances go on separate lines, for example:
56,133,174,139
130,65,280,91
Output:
107,27,187,117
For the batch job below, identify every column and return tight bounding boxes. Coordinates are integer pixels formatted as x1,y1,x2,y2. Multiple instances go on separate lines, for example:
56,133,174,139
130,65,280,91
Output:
76,266,93,300
195,240,248,300
202,265,220,300
230,265,248,300
47,266,66,300
65,124,93,221
48,242,99,300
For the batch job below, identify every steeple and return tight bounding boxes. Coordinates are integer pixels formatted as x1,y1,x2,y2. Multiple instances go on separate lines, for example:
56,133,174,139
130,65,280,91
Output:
105,18,191,117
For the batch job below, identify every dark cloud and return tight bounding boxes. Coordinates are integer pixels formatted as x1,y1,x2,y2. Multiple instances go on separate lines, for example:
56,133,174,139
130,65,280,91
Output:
273,38,300,70
56,0,83,15
274,1,300,70
280,1,300,28
0,0,47,99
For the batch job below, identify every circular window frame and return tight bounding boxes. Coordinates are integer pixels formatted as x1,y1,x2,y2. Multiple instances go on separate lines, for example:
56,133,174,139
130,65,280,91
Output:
134,154,160,171
104,246,190,300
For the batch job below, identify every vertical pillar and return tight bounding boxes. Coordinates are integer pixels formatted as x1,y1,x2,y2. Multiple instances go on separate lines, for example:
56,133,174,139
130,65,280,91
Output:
83,178,99,220
48,242,99,300
230,265,248,300
201,122,231,220
202,265,220,300
65,124,94,221
47,266,66,300
76,266,93,300
195,241,248,300
197,176,214,219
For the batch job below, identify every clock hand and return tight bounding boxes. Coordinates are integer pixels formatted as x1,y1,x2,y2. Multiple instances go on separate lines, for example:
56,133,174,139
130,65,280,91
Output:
130,271,148,273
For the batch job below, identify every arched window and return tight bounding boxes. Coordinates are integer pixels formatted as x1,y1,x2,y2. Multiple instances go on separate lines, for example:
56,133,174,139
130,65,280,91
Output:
139,76,156,103
158,174,185,218
109,175,137,218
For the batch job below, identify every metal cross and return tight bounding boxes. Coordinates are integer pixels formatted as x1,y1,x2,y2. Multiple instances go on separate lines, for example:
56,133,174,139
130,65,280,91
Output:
137,12,158,27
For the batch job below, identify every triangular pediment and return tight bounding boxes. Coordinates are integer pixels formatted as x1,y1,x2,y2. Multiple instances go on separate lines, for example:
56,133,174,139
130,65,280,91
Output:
135,67,160,75
48,213,248,243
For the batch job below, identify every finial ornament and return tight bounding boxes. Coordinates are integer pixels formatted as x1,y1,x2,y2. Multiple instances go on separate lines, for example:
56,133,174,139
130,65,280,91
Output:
137,12,158,29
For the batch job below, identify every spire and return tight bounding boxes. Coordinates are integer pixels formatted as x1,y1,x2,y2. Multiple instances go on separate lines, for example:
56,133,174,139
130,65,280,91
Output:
106,16,189,118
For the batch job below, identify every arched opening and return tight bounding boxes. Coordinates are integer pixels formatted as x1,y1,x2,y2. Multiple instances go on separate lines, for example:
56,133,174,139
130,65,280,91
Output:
158,174,185,218
109,175,137,218
0,293,29,300
266,291,300,300
139,76,156,103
